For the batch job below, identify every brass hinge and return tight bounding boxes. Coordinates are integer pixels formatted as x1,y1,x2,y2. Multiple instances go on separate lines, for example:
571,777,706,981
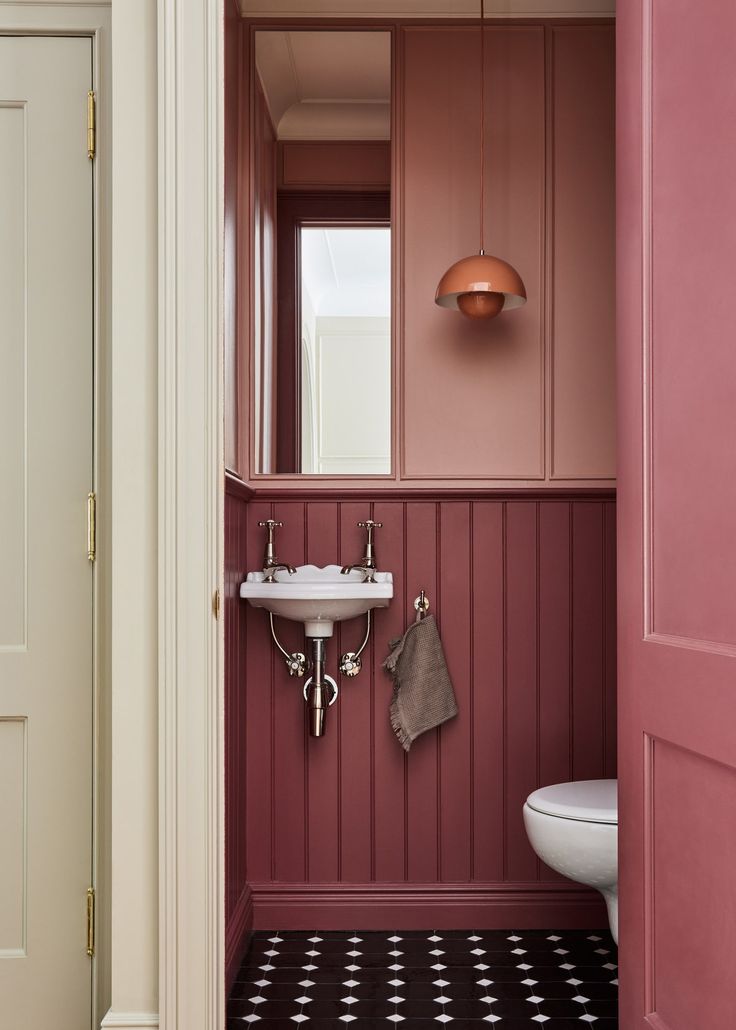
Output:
87,492,96,562
86,887,95,957
87,91,96,160
212,589,221,620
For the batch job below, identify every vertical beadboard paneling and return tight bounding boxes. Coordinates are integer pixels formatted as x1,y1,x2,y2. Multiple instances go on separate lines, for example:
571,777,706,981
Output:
438,502,472,882
538,502,572,882
228,495,616,924
305,504,340,881
571,503,605,781
338,502,373,883
538,503,572,787
271,503,308,882
504,503,541,880
371,501,408,882
404,503,440,882
244,499,274,882
603,501,617,777
471,503,505,882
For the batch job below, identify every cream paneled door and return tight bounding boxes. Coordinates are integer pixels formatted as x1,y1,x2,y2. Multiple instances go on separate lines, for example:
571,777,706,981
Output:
0,36,94,1029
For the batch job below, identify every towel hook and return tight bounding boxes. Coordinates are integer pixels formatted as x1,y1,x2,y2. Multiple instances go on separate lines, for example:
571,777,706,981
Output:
414,588,430,619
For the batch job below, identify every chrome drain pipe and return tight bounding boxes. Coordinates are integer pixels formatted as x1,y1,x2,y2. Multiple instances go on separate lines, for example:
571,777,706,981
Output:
303,637,338,737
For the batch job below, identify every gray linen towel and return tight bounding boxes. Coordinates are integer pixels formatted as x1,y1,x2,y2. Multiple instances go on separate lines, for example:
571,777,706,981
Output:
383,614,458,751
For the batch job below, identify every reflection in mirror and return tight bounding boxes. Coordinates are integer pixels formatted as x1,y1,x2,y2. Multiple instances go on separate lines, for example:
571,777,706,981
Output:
253,30,392,475
300,228,391,474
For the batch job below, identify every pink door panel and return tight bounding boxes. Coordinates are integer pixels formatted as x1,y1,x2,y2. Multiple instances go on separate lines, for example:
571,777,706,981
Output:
618,0,736,1026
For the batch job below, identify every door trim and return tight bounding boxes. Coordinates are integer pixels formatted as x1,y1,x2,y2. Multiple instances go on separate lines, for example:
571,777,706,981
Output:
157,1,225,1029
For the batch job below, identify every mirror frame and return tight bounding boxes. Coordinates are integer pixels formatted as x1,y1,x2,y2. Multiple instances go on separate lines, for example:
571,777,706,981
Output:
246,22,398,483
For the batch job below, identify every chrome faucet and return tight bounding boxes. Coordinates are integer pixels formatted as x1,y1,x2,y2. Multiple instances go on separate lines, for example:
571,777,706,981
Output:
341,520,382,582
258,519,296,582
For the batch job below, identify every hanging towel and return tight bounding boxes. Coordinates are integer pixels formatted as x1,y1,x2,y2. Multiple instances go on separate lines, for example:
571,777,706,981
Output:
383,613,458,751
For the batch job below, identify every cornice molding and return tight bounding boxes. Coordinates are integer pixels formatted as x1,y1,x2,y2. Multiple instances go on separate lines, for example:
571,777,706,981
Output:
240,0,614,19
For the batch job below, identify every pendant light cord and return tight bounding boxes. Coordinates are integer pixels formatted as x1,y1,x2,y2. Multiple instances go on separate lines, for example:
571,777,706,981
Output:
479,0,485,255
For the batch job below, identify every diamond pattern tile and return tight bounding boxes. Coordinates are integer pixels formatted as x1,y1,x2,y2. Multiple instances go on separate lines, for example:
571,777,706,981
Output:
228,928,618,1027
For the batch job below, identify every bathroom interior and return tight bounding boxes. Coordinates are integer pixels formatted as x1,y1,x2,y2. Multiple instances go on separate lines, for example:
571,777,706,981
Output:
224,1,617,1025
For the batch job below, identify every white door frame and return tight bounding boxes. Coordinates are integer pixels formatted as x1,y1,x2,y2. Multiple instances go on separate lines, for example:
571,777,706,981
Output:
157,1,225,1029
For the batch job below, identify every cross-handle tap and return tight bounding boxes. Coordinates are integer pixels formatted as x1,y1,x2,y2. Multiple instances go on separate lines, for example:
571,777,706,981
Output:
341,519,383,581
258,519,296,581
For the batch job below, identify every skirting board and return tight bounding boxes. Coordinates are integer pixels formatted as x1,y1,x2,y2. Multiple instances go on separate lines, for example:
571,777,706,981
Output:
226,884,254,989
248,882,607,931
100,1014,158,1029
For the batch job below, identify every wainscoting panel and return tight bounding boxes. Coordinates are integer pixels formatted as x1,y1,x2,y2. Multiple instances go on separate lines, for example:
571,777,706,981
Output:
225,485,616,933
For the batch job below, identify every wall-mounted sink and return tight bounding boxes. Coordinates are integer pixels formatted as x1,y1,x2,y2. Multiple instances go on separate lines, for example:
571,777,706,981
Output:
240,563,393,638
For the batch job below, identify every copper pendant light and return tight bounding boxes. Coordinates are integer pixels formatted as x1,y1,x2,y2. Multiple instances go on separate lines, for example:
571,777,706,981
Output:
435,0,526,320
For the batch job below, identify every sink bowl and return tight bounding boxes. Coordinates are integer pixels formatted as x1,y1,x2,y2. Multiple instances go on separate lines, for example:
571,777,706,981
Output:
240,564,393,637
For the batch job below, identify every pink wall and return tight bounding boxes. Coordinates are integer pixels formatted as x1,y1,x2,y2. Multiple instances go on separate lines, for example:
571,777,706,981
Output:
401,24,615,483
232,21,616,488
225,480,252,985
224,17,617,972
227,484,615,931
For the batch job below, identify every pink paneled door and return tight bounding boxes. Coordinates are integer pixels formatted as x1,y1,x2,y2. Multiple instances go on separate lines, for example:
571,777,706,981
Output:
618,0,736,1026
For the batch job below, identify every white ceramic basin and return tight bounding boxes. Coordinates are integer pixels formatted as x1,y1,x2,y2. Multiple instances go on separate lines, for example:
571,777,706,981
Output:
240,564,393,637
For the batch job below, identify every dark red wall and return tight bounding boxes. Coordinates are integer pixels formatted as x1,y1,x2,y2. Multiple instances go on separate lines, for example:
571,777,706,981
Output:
226,483,616,934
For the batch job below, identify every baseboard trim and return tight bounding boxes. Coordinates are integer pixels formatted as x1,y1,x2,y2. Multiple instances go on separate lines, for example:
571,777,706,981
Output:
249,881,606,931
100,1013,159,1030
226,883,254,989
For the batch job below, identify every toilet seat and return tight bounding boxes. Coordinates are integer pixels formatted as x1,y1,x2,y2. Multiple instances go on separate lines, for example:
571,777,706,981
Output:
526,778,617,825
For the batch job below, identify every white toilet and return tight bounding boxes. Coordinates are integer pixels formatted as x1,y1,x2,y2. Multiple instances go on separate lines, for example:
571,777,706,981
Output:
523,778,618,943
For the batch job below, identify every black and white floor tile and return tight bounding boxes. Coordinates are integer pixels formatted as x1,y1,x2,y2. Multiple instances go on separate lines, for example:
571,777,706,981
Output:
228,929,618,1028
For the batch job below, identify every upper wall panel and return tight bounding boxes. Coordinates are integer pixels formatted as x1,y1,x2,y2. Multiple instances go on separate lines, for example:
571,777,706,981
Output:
402,26,546,480
550,26,615,479
229,20,616,487
401,24,615,482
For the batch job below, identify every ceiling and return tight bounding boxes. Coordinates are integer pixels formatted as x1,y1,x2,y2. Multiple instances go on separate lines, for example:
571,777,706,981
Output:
256,30,391,140
243,0,614,18
301,228,391,318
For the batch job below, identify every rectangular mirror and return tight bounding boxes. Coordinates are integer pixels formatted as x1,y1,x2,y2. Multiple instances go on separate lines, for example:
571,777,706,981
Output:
253,30,392,475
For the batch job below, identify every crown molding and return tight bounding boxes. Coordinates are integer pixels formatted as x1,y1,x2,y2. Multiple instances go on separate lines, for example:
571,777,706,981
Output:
240,0,614,18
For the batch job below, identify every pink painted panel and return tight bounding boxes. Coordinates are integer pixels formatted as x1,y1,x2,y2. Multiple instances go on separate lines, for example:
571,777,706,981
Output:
404,502,440,882
538,503,572,789
571,503,605,781
402,27,545,479
537,503,572,883
603,501,616,777
243,499,274,883
504,503,541,880
337,502,373,883
651,741,736,1030
279,141,391,191
617,0,736,1022
551,25,616,480
371,501,408,882
471,503,505,882
438,502,472,882
648,1,736,648
271,503,308,882
305,504,340,881
228,493,615,935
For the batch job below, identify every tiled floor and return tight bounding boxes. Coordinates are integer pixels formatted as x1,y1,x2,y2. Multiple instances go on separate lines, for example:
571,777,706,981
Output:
228,929,618,1027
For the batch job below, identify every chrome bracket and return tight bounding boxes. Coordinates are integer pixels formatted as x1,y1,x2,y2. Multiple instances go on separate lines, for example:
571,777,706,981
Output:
339,609,372,678
303,673,339,706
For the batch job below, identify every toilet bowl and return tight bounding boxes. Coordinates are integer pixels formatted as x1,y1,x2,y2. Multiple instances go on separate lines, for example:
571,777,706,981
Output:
523,778,618,943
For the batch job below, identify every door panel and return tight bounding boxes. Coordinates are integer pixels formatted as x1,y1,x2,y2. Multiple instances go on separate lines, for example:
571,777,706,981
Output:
618,0,736,1025
0,36,93,1029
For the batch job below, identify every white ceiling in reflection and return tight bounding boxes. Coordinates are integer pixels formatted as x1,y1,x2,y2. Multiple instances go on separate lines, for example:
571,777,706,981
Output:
256,31,391,140
301,228,391,318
